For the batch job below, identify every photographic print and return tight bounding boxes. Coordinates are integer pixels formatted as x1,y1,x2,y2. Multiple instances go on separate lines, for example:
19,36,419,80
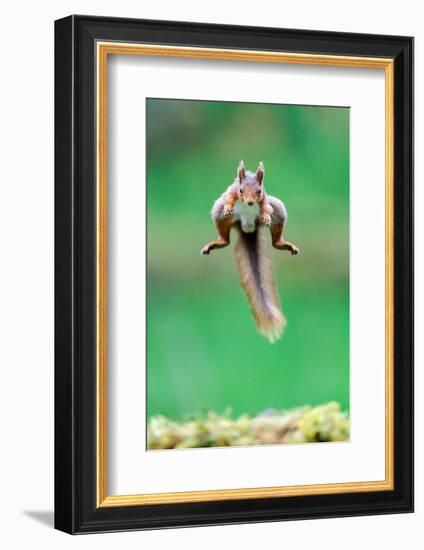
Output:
55,17,413,532
146,98,350,450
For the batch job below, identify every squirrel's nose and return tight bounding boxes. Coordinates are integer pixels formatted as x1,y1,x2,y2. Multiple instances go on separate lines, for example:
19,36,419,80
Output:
247,201,254,206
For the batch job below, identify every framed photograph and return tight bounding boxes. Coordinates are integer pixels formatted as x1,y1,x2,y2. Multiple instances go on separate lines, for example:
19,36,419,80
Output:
54,15,413,534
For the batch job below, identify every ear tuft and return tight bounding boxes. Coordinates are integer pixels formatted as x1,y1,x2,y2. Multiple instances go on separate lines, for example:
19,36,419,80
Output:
256,161,265,184
237,160,246,181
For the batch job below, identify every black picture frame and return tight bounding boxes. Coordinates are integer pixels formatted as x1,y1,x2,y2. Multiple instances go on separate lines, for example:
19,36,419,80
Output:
55,14,413,534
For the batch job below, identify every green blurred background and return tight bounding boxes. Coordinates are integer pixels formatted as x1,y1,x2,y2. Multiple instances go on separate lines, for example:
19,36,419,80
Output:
146,98,349,420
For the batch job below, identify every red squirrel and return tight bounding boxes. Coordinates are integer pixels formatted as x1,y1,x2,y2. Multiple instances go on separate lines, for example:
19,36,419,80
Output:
201,160,299,342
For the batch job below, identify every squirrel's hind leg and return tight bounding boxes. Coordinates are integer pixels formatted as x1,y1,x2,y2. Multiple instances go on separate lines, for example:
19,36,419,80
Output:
201,217,233,255
270,222,300,255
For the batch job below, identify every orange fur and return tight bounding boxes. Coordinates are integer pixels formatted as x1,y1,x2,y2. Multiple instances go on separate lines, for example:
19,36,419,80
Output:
201,161,298,342
234,226,286,342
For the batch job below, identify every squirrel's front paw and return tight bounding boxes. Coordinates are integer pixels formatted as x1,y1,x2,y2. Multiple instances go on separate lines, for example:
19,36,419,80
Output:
223,206,233,217
262,213,272,226
200,244,211,255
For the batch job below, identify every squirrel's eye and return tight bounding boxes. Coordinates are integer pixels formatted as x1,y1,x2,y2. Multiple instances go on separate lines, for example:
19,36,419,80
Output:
240,188,243,194
257,190,261,195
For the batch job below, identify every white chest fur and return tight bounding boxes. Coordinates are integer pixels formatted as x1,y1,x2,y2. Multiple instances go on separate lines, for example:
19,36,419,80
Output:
233,201,259,233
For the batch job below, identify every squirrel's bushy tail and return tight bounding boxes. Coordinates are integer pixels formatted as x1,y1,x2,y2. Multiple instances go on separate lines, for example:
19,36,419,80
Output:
234,226,286,343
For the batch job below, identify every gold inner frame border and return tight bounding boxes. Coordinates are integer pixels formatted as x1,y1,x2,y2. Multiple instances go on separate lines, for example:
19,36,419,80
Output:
96,42,394,508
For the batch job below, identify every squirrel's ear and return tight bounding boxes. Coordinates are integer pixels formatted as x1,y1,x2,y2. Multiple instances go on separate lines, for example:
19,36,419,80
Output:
237,160,246,181
256,161,265,184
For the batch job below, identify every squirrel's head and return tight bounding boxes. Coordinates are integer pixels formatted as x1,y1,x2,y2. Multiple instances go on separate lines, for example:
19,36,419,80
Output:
237,160,265,206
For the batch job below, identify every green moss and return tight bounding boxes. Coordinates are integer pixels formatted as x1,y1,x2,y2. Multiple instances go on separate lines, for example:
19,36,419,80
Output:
147,402,349,449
